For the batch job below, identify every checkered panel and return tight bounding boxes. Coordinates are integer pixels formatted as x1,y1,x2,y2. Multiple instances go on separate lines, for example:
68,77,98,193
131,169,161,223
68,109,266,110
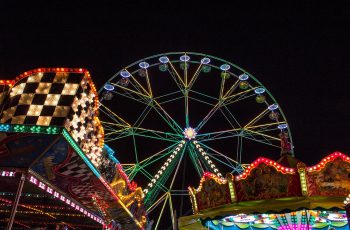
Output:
0,71,84,126
60,155,93,182
64,76,103,166
58,154,114,208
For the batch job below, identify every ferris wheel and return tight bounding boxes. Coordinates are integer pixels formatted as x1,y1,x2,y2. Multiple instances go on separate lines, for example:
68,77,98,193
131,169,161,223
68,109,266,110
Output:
98,52,293,228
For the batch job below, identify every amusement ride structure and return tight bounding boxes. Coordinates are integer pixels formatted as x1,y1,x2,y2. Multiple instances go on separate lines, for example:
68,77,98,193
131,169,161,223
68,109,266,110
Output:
98,52,294,228
0,52,348,230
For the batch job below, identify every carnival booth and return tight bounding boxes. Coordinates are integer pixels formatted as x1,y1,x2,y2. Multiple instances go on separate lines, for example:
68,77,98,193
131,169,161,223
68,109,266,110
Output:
179,152,350,230
0,69,147,229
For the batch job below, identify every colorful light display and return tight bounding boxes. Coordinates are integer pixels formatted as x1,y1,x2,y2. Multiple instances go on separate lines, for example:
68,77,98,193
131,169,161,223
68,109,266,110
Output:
28,175,103,224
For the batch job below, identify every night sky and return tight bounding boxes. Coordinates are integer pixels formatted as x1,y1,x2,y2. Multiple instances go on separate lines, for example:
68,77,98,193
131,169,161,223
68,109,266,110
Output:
1,2,349,162
1,0,350,205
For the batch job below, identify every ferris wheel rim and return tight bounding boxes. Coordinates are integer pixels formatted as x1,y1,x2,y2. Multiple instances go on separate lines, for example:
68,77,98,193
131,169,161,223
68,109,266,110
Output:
98,51,294,155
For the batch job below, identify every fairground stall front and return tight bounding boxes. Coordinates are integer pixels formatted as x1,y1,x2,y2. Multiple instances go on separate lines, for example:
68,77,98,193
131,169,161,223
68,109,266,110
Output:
179,152,350,230
0,69,147,229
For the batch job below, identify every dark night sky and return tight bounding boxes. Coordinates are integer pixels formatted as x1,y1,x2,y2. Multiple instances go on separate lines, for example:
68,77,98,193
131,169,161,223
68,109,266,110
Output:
1,1,350,166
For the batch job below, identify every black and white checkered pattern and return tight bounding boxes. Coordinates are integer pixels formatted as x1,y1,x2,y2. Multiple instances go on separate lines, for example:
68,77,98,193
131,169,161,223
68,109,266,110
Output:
59,155,93,182
0,72,84,126
58,154,114,205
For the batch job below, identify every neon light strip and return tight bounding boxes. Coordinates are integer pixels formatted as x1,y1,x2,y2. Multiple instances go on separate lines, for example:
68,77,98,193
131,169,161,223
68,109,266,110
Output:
195,172,228,192
0,124,61,134
307,152,350,172
28,175,103,224
0,80,14,87
103,144,120,163
0,171,16,177
62,129,144,229
236,157,295,180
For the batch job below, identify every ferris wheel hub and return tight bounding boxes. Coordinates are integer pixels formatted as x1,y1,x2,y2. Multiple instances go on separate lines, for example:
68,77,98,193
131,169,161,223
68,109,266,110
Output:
183,127,197,140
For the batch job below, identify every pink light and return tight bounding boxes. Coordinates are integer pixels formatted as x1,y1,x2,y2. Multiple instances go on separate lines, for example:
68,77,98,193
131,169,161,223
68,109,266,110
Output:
29,176,38,184
38,182,46,190
46,187,53,194
53,191,60,198
60,195,66,202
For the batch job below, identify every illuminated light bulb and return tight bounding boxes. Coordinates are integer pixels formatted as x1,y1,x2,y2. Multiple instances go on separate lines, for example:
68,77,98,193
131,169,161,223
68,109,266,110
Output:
158,170,163,175
151,179,156,183
164,162,169,167
143,189,148,194
155,175,159,179
211,164,215,168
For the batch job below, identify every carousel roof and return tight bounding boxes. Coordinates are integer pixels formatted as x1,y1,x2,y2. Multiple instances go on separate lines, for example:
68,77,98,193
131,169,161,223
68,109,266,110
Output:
179,152,350,230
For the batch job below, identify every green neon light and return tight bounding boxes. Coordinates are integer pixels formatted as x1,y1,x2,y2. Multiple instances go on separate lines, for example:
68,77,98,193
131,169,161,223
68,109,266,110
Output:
0,124,61,134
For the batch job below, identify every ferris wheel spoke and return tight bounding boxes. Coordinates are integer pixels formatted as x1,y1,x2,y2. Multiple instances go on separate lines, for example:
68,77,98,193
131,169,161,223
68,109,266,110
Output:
219,107,241,130
191,141,223,175
243,108,269,128
195,87,255,132
139,167,169,193
222,80,240,99
124,69,152,97
223,86,257,101
187,63,203,90
111,82,151,103
195,141,241,172
221,105,243,128
219,74,227,99
104,124,180,143
99,103,131,127
150,99,183,134
137,142,180,169
188,144,205,177
168,61,186,88
195,102,223,132
223,90,257,107
196,128,242,141
245,122,285,130
168,192,176,228
153,91,184,105
189,89,218,102
144,142,186,207
185,90,189,127
110,88,149,106
244,129,280,142
241,132,280,148
196,141,241,166
144,69,153,97
154,194,169,230
146,192,168,214
133,102,157,129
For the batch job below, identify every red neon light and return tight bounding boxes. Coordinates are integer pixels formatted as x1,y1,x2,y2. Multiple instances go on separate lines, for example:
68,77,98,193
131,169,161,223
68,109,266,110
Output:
307,152,350,172
236,157,295,181
0,80,14,86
